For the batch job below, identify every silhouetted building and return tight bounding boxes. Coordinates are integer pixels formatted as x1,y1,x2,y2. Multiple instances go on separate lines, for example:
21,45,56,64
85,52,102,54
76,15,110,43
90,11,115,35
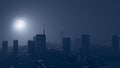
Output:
2,41,8,56
81,34,90,54
62,37,71,54
33,36,37,51
75,38,80,52
35,34,46,54
28,40,35,55
112,35,119,50
13,40,18,56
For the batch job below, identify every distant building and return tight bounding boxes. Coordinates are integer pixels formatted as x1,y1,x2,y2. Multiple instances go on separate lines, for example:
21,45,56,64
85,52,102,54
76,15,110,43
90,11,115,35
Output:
2,41,8,56
62,37,71,54
33,36,37,51
28,40,35,55
13,40,18,56
81,34,90,53
112,35,119,50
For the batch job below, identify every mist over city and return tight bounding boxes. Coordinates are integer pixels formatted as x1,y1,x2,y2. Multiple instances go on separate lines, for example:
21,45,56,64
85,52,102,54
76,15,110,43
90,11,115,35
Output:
0,0,119,68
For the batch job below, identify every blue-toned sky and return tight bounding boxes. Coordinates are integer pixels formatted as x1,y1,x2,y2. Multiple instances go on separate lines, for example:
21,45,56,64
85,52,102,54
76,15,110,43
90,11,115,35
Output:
0,0,119,46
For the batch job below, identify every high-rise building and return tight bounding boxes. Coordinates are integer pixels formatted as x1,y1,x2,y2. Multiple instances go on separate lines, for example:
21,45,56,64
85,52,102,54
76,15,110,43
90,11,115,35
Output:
112,35,119,50
33,36,37,52
28,40,35,55
62,37,71,54
13,40,18,56
2,41,8,56
35,34,46,54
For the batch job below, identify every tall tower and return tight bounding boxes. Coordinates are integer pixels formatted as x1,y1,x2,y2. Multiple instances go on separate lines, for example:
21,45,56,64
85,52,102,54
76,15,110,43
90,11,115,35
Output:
2,41,8,56
43,24,45,35
35,34,46,55
112,35,119,51
62,37,71,54
13,40,18,56
28,40,35,56
33,36,37,51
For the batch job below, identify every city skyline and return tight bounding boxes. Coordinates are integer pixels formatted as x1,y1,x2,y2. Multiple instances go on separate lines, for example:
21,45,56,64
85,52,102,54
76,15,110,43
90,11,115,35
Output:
0,0,119,45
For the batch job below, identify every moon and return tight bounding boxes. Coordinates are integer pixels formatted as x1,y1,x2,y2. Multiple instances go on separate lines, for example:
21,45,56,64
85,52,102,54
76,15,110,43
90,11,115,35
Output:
14,19,26,31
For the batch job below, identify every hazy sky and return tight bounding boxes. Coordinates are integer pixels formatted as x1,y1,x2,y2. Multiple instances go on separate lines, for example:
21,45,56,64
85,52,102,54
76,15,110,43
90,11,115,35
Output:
0,0,119,45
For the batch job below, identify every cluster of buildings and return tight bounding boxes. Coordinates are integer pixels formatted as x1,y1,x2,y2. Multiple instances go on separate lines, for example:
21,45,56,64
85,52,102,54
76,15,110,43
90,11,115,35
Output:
1,33,120,56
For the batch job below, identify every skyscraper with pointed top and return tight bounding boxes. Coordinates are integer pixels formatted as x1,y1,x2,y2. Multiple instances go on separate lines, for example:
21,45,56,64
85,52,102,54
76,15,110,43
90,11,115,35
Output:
33,25,46,55
43,24,45,35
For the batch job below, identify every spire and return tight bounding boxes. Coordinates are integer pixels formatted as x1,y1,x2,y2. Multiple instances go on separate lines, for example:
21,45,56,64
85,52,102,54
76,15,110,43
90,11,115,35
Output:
43,24,45,35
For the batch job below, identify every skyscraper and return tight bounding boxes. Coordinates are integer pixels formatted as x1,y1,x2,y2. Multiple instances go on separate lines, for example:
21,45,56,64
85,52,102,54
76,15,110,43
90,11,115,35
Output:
13,40,18,56
2,41,8,56
62,37,71,54
35,34,46,54
28,40,35,55
112,35,119,50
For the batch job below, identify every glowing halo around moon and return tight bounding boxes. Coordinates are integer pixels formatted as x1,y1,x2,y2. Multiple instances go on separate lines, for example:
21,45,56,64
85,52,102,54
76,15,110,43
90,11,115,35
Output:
13,19,26,31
